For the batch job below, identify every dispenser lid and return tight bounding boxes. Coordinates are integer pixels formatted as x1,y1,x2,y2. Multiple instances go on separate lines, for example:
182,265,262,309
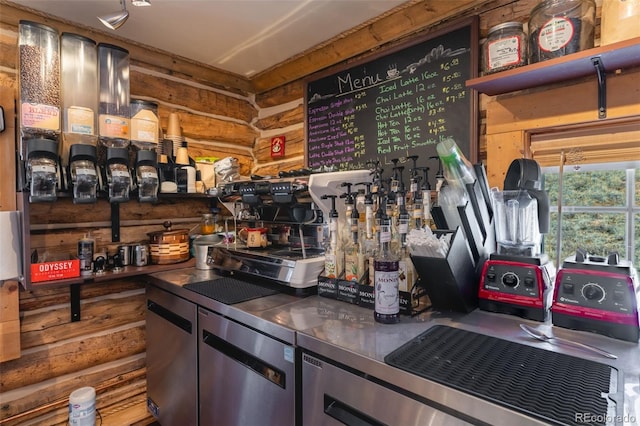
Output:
106,147,129,163
136,149,157,166
27,138,58,159
69,144,97,162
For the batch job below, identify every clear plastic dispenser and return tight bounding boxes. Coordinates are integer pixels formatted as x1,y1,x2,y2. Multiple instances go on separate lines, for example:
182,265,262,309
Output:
106,147,131,203
18,21,61,142
135,150,159,203
61,33,98,166
26,138,59,202
130,100,159,151
98,44,130,148
69,144,98,204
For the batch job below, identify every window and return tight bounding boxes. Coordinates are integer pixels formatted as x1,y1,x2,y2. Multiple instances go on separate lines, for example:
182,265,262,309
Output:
541,162,640,268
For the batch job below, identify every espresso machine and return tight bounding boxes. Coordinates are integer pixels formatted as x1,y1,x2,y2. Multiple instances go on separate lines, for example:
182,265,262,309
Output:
479,159,555,321
211,172,325,290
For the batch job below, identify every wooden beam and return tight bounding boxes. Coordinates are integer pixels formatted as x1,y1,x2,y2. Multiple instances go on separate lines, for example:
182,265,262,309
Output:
0,0,253,94
251,0,495,93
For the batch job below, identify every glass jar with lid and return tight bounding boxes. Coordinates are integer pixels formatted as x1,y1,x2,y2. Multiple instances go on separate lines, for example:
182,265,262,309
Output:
528,0,596,64
482,22,527,74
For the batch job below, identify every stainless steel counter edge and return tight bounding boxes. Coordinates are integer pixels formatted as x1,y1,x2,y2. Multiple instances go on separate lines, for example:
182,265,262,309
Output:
147,267,640,425
146,269,301,344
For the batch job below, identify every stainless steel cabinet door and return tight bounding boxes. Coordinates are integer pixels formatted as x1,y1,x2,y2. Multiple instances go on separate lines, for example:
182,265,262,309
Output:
302,352,470,426
146,285,198,426
198,307,297,426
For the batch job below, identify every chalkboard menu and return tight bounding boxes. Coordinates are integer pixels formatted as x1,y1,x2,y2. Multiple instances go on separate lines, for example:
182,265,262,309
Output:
305,18,478,188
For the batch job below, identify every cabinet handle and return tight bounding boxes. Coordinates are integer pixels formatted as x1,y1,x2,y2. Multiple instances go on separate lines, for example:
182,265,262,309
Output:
147,299,192,334
202,329,286,388
324,394,386,426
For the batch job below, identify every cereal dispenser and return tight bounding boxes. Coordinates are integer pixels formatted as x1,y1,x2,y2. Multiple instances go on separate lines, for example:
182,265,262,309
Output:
105,147,131,203
135,149,159,203
69,144,99,204
18,21,61,144
25,138,60,202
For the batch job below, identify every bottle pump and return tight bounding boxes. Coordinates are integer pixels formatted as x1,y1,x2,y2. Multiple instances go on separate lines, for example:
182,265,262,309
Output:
321,194,343,279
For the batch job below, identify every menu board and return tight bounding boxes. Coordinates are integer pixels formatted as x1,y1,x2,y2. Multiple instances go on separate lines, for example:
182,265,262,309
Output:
306,18,478,188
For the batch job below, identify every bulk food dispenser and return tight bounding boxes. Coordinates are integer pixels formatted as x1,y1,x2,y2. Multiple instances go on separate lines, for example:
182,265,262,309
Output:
479,158,555,321
68,144,98,204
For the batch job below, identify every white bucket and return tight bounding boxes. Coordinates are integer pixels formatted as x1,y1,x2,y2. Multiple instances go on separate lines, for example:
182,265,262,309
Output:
69,386,96,426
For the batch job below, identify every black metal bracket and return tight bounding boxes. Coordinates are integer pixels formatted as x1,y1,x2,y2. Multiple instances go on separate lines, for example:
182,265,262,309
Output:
70,283,81,322
591,57,606,119
111,202,120,242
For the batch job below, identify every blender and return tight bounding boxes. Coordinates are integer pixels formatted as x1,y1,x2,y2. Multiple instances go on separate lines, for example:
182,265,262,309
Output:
478,159,555,321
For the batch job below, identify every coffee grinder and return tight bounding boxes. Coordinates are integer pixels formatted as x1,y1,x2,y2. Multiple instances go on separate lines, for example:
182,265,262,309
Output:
479,159,555,321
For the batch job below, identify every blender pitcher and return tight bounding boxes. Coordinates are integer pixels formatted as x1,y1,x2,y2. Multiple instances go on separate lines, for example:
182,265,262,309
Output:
493,190,541,257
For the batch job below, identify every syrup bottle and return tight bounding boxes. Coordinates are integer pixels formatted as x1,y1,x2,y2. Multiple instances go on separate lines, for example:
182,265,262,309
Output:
374,195,400,324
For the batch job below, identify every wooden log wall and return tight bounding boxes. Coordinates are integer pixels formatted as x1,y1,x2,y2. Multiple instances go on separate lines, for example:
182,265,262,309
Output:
0,0,613,423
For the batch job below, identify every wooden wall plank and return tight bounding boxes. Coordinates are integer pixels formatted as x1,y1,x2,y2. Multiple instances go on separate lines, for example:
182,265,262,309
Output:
1,324,146,393
0,355,146,422
0,1,252,93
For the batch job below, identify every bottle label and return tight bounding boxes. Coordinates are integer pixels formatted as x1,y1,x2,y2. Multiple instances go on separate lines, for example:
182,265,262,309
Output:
67,106,95,135
538,17,574,52
99,114,130,139
345,251,364,282
398,258,415,292
374,262,399,315
325,253,337,278
488,36,522,69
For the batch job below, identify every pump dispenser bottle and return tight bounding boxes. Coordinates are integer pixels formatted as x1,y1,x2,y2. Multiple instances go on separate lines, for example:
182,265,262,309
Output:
374,195,400,324
321,194,343,279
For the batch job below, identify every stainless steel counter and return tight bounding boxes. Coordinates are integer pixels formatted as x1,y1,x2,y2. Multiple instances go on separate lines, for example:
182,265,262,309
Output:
148,267,640,425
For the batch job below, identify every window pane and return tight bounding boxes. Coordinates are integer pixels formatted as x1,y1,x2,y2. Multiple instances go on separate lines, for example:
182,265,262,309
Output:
636,169,640,207
543,212,626,264
544,169,626,207
636,213,640,265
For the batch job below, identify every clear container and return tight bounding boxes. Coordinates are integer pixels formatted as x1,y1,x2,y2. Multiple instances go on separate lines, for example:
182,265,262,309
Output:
493,190,541,257
130,99,159,150
18,21,61,142
106,147,131,202
528,0,596,64
135,149,158,203
69,144,98,204
200,213,215,235
61,33,98,166
98,43,130,148
482,22,527,74
26,138,59,202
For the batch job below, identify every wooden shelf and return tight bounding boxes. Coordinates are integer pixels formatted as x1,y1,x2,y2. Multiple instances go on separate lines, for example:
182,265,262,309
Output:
466,37,640,95
30,258,196,287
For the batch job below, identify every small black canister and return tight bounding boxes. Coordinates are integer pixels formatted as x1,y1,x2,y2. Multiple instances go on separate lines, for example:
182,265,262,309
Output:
78,236,94,276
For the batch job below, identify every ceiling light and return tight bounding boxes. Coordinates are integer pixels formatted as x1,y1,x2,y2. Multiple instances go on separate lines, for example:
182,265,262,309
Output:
132,0,151,6
98,0,129,30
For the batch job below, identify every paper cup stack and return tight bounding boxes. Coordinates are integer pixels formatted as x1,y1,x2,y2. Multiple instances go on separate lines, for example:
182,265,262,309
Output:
165,112,185,157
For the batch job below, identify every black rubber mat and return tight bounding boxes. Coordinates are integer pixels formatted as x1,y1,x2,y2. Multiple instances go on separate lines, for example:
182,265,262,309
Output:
183,277,278,305
385,325,618,426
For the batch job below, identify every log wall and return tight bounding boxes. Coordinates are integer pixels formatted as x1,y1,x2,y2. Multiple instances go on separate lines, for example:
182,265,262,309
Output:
0,0,624,424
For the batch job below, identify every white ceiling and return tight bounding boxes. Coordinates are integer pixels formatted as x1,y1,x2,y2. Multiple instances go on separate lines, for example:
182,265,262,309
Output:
9,0,411,77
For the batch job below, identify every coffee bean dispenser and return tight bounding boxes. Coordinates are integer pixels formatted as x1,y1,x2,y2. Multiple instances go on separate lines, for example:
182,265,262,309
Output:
18,21,61,143
135,149,159,203
69,144,99,204
105,147,131,203
25,138,60,202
